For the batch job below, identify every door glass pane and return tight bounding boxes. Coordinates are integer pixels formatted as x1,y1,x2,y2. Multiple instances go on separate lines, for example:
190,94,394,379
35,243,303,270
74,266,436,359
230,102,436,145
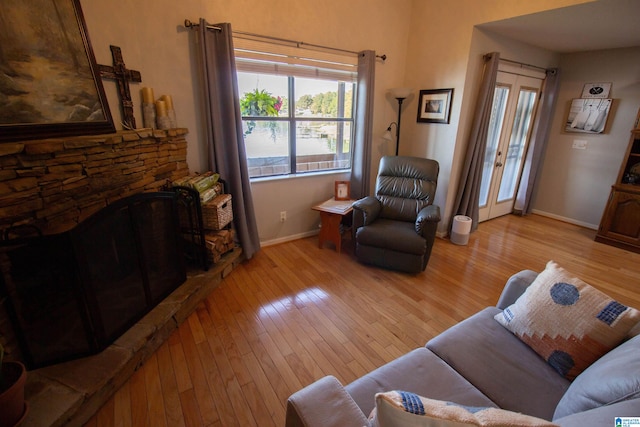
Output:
479,85,509,207
497,88,537,202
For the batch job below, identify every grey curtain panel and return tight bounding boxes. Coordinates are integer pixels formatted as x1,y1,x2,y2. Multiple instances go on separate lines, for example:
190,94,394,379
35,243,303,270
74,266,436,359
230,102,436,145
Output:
514,68,560,215
451,52,500,232
350,50,376,200
197,19,260,259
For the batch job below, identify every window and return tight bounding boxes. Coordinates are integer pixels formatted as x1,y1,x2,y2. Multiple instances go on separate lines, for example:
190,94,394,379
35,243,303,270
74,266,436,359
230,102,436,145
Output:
234,38,358,178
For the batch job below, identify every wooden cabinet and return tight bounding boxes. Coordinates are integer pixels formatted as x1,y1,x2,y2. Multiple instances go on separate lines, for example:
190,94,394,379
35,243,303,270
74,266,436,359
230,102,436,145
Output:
595,129,640,253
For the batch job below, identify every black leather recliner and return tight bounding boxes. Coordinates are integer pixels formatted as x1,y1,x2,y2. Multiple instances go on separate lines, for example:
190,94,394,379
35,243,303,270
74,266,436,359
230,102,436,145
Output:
352,156,440,274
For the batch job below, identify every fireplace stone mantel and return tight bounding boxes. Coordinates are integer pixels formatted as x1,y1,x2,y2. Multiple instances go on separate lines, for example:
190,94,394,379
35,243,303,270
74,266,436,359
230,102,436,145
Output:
0,128,190,236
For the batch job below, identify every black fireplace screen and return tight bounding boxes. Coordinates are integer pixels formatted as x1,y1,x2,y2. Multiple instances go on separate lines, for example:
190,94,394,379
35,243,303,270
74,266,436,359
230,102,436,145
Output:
0,192,186,369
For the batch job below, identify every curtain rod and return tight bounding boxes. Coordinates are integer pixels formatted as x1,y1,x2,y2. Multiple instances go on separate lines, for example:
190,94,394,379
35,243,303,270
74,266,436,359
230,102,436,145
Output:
183,19,387,61
499,57,549,73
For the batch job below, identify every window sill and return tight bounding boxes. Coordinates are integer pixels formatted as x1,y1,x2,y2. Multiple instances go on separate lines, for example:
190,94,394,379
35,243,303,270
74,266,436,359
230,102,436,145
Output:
250,169,350,184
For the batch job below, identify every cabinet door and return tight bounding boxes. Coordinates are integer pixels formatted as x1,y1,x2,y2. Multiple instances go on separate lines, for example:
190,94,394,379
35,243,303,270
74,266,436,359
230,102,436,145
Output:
600,190,640,245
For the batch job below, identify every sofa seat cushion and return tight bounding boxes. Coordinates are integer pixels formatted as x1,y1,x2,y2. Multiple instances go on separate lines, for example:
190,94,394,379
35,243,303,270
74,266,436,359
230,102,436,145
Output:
494,261,640,380
355,219,425,254
345,347,496,418
370,391,559,427
427,307,570,421
553,334,640,419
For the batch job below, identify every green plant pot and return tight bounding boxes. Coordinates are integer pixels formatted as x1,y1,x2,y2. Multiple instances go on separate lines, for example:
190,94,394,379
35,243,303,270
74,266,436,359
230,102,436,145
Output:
0,362,28,427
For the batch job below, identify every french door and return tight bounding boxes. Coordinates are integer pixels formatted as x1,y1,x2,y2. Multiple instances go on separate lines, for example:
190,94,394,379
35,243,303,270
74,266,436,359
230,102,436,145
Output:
479,64,544,222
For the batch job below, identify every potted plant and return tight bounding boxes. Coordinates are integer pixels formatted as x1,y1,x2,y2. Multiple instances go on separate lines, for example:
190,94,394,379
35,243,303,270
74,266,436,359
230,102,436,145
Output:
0,343,27,427
239,88,283,140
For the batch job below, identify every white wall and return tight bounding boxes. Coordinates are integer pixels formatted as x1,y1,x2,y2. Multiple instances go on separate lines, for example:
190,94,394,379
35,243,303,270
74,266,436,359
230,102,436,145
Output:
79,0,594,244
533,47,640,228
396,0,587,236
80,0,413,244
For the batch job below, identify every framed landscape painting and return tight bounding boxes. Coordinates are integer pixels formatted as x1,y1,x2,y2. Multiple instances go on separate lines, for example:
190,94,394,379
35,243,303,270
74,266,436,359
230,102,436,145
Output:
0,0,114,143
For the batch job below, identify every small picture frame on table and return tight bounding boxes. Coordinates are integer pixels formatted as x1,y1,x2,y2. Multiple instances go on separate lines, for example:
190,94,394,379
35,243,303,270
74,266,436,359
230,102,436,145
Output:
335,181,350,201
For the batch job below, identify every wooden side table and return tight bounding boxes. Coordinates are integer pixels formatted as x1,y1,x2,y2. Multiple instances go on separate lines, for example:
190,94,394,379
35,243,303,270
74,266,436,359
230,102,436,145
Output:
312,198,354,253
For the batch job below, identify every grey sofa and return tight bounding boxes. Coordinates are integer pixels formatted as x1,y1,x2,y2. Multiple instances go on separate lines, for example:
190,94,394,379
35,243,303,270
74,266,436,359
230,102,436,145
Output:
285,269,640,426
352,156,440,274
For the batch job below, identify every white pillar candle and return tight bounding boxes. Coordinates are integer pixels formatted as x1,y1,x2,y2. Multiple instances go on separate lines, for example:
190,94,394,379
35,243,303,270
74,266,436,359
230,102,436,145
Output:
155,100,167,117
141,87,154,104
161,94,173,110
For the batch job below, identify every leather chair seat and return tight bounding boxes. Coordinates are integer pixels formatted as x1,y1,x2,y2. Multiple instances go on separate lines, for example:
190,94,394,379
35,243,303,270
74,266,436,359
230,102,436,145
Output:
355,219,426,254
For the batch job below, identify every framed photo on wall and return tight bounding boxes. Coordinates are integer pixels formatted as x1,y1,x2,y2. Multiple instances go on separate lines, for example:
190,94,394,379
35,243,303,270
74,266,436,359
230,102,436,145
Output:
334,181,351,201
0,0,115,143
417,88,453,124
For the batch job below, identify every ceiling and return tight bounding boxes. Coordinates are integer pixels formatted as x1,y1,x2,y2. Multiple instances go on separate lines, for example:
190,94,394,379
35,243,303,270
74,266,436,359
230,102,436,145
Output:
478,0,640,53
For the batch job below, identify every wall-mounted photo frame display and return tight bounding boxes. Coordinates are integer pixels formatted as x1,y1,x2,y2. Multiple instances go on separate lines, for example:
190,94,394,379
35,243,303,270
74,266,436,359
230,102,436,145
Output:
565,98,612,134
334,181,351,201
417,88,453,124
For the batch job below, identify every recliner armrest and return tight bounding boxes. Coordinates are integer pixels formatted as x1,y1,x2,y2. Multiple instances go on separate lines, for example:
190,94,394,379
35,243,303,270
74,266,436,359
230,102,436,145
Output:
352,196,382,228
285,376,369,427
416,204,440,236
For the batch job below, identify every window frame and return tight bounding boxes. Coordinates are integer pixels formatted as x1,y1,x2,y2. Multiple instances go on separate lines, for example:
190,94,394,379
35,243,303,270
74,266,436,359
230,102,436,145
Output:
234,38,359,179
238,72,356,179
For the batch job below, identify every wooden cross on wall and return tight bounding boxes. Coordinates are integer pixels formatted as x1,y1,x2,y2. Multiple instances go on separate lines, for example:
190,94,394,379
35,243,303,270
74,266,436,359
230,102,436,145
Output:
98,45,142,129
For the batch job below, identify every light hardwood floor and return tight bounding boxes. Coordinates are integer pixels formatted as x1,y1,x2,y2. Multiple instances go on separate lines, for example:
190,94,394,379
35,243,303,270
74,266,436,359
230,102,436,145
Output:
84,214,640,427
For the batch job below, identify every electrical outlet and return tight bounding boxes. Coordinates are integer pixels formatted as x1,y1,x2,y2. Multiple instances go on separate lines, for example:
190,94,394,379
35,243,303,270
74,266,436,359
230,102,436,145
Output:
280,211,287,222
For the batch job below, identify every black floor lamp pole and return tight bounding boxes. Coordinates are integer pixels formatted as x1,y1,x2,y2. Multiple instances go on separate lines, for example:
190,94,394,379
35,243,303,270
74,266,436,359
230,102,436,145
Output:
395,97,404,156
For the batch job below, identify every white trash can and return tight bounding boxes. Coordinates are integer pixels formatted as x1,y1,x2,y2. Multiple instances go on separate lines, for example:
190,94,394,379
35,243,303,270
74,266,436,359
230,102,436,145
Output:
451,215,472,245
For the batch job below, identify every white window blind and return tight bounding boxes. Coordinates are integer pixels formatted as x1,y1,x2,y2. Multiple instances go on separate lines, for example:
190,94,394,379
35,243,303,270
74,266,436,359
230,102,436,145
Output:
234,37,358,82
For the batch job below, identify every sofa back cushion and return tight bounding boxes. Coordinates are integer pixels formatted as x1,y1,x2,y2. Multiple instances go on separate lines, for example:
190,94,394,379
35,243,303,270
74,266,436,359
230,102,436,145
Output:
494,261,640,380
553,334,640,420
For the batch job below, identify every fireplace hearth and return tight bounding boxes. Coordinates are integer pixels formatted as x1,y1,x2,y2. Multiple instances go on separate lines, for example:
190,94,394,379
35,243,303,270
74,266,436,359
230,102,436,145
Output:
0,191,186,369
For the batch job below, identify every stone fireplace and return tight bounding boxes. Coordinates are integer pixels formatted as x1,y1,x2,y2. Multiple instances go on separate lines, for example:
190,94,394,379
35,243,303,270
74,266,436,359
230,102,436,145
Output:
1,192,186,369
0,128,244,427
0,128,191,366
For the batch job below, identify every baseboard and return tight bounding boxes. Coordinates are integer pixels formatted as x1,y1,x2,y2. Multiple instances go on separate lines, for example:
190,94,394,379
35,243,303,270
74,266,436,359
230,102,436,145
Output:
261,230,319,247
531,209,599,230
261,212,596,246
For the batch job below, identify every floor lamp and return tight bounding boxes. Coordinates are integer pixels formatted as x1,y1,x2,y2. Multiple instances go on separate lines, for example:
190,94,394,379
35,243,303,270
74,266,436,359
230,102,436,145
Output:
382,88,412,155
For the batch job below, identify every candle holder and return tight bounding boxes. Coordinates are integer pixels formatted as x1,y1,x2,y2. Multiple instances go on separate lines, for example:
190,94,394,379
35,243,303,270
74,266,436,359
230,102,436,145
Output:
142,102,156,129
